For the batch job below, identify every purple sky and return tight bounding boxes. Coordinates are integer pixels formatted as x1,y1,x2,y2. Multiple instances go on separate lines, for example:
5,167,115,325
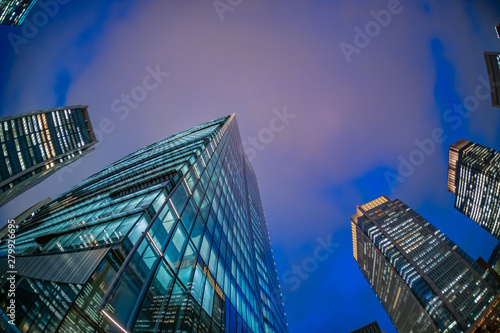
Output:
1,0,500,332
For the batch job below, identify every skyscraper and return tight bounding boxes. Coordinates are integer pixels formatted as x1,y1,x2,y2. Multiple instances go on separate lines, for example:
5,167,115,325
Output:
0,105,98,207
350,321,383,333
0,114,288,333
483,52,500,108
0,0,38,26
0,197,51,240
351,196,500,333
447,139,500,239
468,258,500,333
488,242,500,275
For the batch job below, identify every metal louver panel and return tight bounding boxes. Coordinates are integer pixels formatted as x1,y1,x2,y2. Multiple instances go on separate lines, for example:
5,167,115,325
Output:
0,247,109,285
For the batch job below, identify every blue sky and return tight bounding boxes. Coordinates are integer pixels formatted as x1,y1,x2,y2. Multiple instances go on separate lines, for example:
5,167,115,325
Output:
1,0,500,332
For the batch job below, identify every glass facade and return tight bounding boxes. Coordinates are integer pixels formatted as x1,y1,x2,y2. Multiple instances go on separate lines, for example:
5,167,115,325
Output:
351,196,500,333
0,105,98,206
484,52,500,108
447,139,500,239
0,0,38,26
0,114,288,333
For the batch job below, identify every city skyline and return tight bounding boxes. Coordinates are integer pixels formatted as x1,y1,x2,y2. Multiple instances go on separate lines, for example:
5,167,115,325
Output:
1,1,500,332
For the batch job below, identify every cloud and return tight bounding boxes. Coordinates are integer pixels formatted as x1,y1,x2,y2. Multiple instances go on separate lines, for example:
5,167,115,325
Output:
1,1,500,332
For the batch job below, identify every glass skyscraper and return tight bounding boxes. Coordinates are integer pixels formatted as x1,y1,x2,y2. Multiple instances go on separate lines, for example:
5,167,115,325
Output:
351,196,500,333
0,0,38,26
447,139,500,239
0,105,98,207
0,114,288,333
484,52,500,108
350,321,383,333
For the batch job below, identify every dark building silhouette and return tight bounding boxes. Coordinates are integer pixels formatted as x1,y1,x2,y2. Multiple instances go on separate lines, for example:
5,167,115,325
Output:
350,321,383,333
488,242,500,276
484,52,500,108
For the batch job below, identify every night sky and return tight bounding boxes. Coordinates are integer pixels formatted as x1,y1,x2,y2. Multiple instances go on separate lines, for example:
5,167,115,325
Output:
1,1,500,332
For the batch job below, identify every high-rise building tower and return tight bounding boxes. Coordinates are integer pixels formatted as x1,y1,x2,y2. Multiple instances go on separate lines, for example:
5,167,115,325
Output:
447,139,500,239
488,242,500,275
468,258,500,333
0,105,98,207
0,115,288,333
350,321,383,333
0,0,38,26
484,52,500,108
351,196,500,333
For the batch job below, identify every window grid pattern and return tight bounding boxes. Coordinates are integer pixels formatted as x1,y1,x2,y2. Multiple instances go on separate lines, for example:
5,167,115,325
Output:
0,115,288,333
352,196,500,333
0,106,97,206
100,116,287,333
453,142,500,239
